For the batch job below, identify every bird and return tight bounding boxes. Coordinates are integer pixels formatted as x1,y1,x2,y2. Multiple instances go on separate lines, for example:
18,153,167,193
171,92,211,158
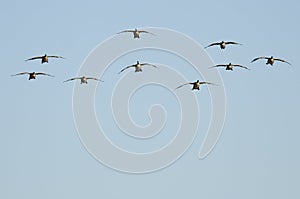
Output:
11,72,54,80
210,63,250,71
251,56,291,66
25,54,65,64
63,76,104,84
117,28,155,39
205,41,242,49
118,61,158,73
175,80,217,90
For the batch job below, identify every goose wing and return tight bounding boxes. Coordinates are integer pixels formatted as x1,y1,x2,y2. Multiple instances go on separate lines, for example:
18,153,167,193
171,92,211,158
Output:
204,42,221,49
140,63,159,68
232,64,250,70
138,30,156,35
251,56,269,63
116,30,135,34
63,77,81,83
47,55,65,59
199,81,218,86
175,82,193,89
25,56,43,61
118,65,135,74
35,72,55,77
274,58,291,65
86,77,104,82
11,72,30,76
225,41,242,45
209,64,227,69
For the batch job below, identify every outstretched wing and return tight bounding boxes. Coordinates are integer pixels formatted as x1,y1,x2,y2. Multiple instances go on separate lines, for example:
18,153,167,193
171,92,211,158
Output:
199,82,218,86
116,30,135,34
140,63,159,68
233,64,250,70
35,72,54,77
251,56,268,63
63,77,81,83
11,72,30,76
118,65,135,74
25,56,43,61
274,58,291,65
209,64,227,69
86,77,104,82
225,41,242,45
139,30,156,36
47,55,65,59
175,82,193,89
204,42,221,49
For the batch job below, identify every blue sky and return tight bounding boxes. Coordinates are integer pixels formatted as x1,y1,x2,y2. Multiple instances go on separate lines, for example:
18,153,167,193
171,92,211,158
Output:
1,0,300,198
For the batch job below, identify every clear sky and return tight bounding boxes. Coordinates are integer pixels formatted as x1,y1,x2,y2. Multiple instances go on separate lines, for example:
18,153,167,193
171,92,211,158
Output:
1,0,300,198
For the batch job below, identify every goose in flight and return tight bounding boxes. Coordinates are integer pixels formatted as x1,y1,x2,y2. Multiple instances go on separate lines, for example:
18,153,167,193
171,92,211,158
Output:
63,76,104,84
205,41,242,49
210,63,249,71
176,80,217,90
117,28,155,39
11,72,54,80
251,56,291,66
118,61,158,73
25,54,65,64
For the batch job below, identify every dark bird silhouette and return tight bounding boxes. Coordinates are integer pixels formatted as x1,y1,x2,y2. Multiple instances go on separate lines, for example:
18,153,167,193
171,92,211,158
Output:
25,54,65,64
118,61,158,73
205,41,242,49
117,28,155,39
210,63,250,71
11,72,54,80
63,76,103,84
176,80,217,90
251,56,291,66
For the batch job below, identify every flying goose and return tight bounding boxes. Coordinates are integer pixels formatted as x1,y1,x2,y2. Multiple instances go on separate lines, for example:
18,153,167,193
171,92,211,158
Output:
251,56,291,66
176,80,217,90
118,61,158,73
210,63,249,71
25,54,65,64
11,72,54,80
205,41,242,49
63,76,104,84
117,28,155,39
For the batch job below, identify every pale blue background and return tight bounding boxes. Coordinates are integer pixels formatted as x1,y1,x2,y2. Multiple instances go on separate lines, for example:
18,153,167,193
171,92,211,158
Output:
1,0,299,198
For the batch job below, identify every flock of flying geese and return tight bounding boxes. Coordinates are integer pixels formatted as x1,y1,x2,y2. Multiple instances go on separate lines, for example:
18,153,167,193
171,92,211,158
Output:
12,28,291,90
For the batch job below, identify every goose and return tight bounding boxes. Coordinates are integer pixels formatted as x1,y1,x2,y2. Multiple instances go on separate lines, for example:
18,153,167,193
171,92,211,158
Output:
25,54,65,64
117,28,155,39
118,61,158,73
175,80,217,90
205,41,242,49
210,63,249,71
251,56,291,66
11,72,54,80
63,76,104,84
